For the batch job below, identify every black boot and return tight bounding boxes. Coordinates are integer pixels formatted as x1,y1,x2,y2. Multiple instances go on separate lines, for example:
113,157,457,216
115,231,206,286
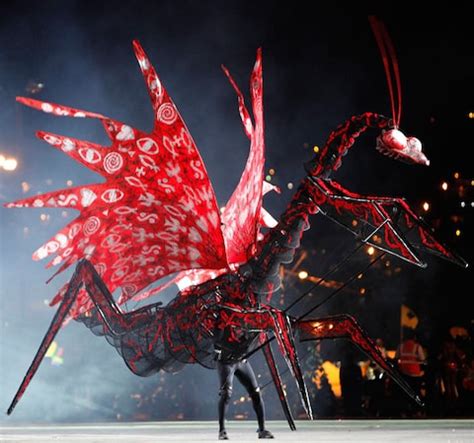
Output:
257,429,274,439
218,429,229,440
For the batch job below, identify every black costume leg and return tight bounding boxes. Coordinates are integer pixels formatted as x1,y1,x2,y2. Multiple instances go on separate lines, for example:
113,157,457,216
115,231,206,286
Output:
235,360,265,431
217,361,236,432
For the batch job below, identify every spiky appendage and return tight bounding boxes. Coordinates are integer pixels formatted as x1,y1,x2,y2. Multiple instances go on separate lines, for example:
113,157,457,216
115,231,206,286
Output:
260,334,296,430
305,177,468,268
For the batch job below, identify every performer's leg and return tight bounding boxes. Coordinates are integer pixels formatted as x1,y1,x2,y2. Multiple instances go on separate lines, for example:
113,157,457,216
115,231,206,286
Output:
235,360,273,438
217,361,235,438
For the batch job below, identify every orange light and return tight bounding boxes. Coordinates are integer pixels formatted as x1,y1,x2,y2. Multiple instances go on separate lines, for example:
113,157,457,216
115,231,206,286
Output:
269,168,275,176
360,288,366,295
454,172,460,179
367,246,375,256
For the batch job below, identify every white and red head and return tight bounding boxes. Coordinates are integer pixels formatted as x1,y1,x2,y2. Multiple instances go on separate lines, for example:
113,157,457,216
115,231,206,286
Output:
376,128,429,166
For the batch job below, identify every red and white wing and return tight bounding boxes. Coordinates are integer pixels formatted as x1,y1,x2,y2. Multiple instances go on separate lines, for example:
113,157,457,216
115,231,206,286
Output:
130,49,276,300
7,41,228,316
221,48,266,264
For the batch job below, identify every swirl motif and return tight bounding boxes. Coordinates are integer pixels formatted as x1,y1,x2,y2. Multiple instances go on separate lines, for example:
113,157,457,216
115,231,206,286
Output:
83,216,101,236
103,152,124,174
157,103,177,125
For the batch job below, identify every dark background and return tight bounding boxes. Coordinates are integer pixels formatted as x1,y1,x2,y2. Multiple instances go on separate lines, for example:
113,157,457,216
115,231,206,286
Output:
0,1,472,423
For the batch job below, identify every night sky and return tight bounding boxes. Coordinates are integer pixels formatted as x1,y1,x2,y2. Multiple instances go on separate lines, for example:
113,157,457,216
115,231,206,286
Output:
0,1,472,422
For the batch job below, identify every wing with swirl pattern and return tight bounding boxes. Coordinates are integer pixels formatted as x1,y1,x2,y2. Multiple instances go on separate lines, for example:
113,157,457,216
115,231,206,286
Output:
6,41,229,317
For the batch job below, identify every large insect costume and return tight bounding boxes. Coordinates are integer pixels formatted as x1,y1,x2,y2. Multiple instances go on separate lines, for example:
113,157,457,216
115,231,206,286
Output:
6,17,467,435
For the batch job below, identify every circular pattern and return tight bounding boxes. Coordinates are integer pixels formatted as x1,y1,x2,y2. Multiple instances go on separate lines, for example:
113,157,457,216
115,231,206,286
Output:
157,103,177,125
103,152,124,174
83,216,101,236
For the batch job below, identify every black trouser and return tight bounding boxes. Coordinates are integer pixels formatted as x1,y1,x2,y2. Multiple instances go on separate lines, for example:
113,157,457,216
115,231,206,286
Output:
217,359,265,432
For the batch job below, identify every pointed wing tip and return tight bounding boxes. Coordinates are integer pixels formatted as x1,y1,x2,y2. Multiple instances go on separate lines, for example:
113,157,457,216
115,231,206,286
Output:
132,39,143,51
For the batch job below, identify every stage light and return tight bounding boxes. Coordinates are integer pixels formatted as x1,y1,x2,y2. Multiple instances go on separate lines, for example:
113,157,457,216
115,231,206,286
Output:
367,246,375,255
455,229,461,237
66,179,73,186
461,202,466,208
469,112,474,119
454,172,460,179
422,202,430,211
265,175,271,181
360,288,366,295
3,157,18,171
269,168,275,175
287,182,293,190
313,145,319,153
441,182,448,191
298,270,308,280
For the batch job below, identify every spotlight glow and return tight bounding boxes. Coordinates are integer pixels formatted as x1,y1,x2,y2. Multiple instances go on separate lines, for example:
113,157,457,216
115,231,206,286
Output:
298,270,309,280
3,158,18,171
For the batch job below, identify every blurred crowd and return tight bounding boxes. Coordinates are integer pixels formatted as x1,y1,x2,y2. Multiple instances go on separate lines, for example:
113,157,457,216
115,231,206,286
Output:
310,327,474,419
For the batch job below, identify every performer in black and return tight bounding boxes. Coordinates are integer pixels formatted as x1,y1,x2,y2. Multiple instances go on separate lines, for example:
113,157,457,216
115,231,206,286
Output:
215,343,274,440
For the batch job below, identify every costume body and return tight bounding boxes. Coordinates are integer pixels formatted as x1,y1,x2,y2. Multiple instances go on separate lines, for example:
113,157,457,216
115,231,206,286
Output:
6,19,467,439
